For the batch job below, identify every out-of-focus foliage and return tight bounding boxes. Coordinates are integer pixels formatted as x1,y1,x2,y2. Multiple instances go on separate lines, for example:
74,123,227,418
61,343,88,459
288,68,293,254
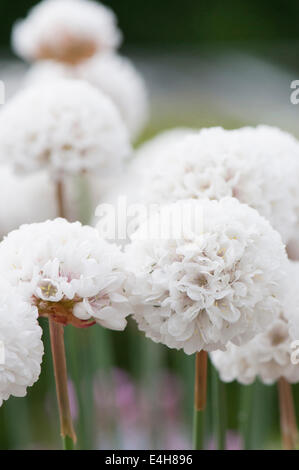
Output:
1,0,299,50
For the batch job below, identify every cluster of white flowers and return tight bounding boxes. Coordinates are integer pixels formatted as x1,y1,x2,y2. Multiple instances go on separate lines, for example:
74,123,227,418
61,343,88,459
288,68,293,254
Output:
25,53,149,140
126,198,287,354
210,315,299,385
128,126,299,244
12,0,121,64
0,79,131,177
0,282,43,406
0,219,132,331
2,0,299,416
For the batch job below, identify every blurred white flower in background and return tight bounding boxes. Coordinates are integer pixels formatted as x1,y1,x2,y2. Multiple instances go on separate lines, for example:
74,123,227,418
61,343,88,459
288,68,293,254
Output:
102,128,197,210
0,281,43,406
0,164,112,239
126,198,287,354
0,79,131,177
125,126,299,245
0,219,132,330
133,127,196,173
25,54,149,141
0,166,56,239
12,0,121,64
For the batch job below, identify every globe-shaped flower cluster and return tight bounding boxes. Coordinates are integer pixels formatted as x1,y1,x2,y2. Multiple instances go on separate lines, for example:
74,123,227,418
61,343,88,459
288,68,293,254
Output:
126,198,287,354
0,79,131,177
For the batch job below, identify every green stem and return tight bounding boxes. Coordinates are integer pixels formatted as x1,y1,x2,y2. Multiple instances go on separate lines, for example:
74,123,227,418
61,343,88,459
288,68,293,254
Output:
239,384,254,449
75,173,93,224
211,365,226,449
192,351,208,450
193,408,205,449
63,435,75,450
49,318,76,449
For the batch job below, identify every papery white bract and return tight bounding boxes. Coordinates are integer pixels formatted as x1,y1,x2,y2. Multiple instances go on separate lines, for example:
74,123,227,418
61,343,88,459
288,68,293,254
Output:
25,53,149,141
0,282,43,406
12,0,121,64
126,198,287,354
0,219,132,331
0,79,131,177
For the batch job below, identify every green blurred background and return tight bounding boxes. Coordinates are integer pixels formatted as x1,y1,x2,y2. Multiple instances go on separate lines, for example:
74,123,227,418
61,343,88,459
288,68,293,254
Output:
0,0,299,450
1,0,299,48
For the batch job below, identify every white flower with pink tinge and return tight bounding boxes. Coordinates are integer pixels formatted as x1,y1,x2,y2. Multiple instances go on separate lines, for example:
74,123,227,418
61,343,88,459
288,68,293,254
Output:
12,0,121,64
0,219,132,331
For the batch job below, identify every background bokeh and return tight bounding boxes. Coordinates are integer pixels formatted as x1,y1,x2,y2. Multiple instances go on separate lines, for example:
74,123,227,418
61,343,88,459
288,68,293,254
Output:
0,0,299,450
2,0,299,48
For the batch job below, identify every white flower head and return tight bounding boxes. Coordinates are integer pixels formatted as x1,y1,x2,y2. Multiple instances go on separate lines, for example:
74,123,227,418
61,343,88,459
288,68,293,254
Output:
0,219,132,331
25,53,149,140
132,126,299,244
12,0,121,64
0,79,131,177
0,281,43,406
210,314,299,385
126,198,287,354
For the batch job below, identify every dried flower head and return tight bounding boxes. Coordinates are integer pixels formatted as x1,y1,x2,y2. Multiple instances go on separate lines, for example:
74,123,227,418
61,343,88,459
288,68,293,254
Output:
0,219,132,331
12,0,121,64
0,79,131,177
